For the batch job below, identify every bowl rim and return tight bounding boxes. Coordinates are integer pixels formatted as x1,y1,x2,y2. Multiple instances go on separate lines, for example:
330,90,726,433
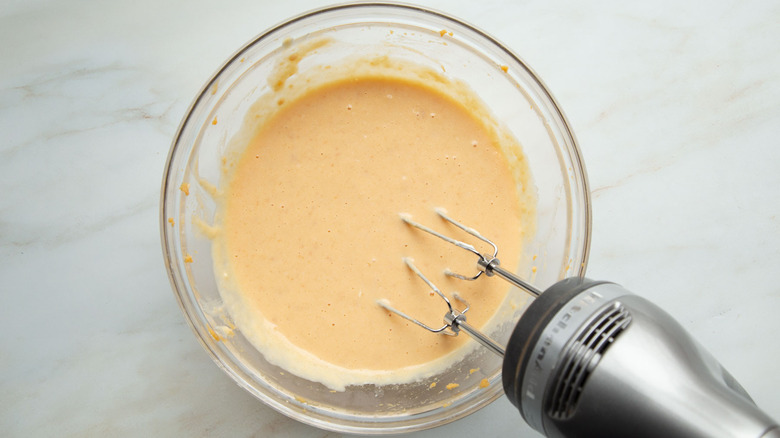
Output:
160,1,592,433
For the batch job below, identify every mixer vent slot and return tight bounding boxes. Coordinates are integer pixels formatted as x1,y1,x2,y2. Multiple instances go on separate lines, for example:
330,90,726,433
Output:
547,302,632,420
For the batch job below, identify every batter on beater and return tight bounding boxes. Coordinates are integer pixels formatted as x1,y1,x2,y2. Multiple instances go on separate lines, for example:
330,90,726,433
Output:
212,54,535,390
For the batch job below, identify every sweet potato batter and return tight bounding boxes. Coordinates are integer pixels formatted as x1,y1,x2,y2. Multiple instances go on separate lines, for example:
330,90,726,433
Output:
214,69,533,390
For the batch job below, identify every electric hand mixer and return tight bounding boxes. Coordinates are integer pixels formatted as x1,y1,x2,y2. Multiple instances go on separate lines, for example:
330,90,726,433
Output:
379,208,779,438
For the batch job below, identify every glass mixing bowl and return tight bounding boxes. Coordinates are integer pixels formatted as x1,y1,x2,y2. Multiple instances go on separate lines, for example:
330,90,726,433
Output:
160,2,590,434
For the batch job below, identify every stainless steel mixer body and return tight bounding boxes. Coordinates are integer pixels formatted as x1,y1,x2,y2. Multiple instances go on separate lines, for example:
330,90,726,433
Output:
503,279,779,438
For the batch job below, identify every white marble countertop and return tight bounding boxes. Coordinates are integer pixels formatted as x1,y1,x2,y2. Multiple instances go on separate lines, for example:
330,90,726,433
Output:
2,0,778,436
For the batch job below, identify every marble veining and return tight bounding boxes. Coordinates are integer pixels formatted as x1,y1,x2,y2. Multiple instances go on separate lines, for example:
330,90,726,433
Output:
1,0,778,436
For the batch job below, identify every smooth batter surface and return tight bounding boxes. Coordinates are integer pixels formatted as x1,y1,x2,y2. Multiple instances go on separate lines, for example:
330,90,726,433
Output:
214,69,534,390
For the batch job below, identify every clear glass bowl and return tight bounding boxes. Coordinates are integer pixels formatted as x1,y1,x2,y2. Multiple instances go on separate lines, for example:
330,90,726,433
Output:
160,2,590,434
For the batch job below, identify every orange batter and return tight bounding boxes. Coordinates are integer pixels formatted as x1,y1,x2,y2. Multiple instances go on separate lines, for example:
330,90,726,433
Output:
214,70,534,390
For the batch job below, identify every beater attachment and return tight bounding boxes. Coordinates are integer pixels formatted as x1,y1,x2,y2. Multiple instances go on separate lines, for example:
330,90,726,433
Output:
377,208,543,356
400,208,541,297
377,257,505,356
